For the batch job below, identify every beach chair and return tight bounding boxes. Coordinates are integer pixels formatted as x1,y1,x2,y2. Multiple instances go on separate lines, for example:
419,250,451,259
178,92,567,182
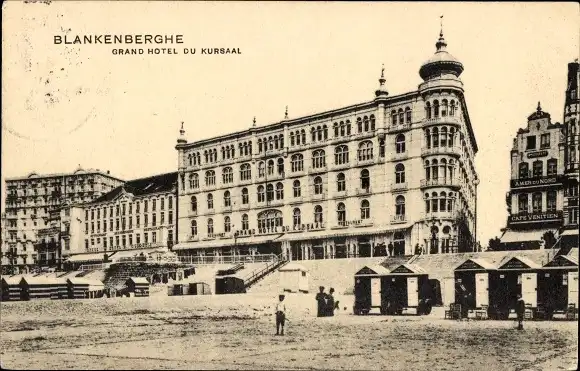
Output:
565,304,577,321
475,305,489,320
445,303,461,320
524,304,534,320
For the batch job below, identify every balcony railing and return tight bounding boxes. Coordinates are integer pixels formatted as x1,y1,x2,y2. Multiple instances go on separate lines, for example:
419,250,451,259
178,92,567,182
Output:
387,122,412,133
391,215,406,224
423,116,462,126
177,253,278,266
421,146,462,157
420,178,460,188
391,182,408,191
356,187,371,195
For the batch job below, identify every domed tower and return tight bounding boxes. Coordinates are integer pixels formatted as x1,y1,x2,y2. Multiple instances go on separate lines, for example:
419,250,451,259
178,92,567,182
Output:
417,24,478,254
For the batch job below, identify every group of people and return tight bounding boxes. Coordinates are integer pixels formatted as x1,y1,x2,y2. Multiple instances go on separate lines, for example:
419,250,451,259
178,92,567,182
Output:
315,286,339,317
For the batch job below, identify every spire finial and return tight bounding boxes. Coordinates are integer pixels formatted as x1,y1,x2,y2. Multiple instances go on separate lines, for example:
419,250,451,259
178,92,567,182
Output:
440,15,444,37
379,64,386,86
177,121,187,144
284,106,288,119
375,64,388,98
252,116,256,127
537,101,542,112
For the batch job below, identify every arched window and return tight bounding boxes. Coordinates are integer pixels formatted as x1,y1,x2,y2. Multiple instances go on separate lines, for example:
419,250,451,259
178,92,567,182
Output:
441,99,448,117
311,127,316,142
222,167,233,184
333,122,339,137
207,218,214,234
363,116,370,132
258,161,265,178
398,109,404,124
432,127,439,147
190,196,197,212
240,163,251,181
440,191,447,211
358,117,363,132
395,163,405,184
205,170,216,186
361,199,370,219
291,154,304,172
258,139,263,153
358,141,373,161
337,202,346,225
189,173,199,189
267,184,274,201
242,214,249,230
267,160,275,175
360,169,370,189
518,193,528,214
191,220,197,236
242,188,249,204
532,192,542,213
395,134,406,153
277,158,284,174
337,173,346,192
314,205,323,224
257,209,283,232
334,145,349,165
276,182,284,200
301,129,306,144
293,180,301,198
293,208,301,227
312,149,326,169
395,195,406,216
433,100,440,117
449,127,455,147
188,154,193,166
224,191,231,207
391,110,397,125
547,191,557,212
450,100,456,116
431,192,439,212
257,185,265,202
425,102,432,120
547,159,557,176
290,132,295,146
323,125,328,140
405,107,411,123
317,126,323,141
519,162,529,179
379,139,385,157
207,194,214,209
532,160,543,178
440,127,448,147
224,216,231,233
370,115,376,131
425,160,431,180
425,193,431,213
314,176,323,194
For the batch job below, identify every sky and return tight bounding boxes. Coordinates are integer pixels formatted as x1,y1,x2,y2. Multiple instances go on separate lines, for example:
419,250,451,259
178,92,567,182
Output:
1,1,579,246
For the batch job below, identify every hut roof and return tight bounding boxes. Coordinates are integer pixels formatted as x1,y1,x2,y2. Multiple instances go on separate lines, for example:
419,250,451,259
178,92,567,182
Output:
127,277,149,285
389,263,427,275
454,257,496,271
20,275,67,285
67,277,104,287
354,264,390,276
497,255,541,270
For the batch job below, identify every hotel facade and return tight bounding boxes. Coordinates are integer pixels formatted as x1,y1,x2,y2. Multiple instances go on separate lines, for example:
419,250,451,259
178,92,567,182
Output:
1,168,124,273
173,31,479,261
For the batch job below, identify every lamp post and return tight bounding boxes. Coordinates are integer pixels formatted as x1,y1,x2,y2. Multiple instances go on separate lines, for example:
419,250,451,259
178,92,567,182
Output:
474,178,480,252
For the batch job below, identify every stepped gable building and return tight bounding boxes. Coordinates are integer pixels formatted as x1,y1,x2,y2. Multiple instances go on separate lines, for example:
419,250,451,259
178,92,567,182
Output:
62,172,179,269
2,167,124,273
560,60,579,248
500,103,565,250
173,29,479,261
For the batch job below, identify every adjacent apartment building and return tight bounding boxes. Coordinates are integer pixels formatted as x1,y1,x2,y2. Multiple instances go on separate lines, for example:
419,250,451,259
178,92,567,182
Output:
1,168,124,273
173,30,479,261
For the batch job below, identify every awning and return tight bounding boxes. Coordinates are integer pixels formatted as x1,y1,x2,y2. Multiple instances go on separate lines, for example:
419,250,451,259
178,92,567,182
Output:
281,224,412,242
499,229,554,244
111,249,162,260
65,252,108,263
560,229,579,237
173,234,283,251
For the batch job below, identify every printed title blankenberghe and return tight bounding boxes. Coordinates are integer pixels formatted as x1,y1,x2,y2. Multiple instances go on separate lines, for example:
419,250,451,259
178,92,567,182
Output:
54,34,184,44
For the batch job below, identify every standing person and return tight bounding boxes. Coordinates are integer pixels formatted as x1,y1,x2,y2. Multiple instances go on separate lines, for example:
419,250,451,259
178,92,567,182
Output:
388,242,394,257
326,288,336,317
275,294,287,335
315,286,326,317
516,294,526,330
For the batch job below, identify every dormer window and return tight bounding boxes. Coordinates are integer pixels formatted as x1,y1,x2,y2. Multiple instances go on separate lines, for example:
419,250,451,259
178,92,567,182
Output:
526,136,536,150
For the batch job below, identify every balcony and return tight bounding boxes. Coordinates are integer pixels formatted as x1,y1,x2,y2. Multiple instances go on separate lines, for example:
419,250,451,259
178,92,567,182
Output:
356,187,372,195
308,165,328,175
421,146,462,158
391,182,408,191
311,193,326,201
422,116,462,127
422,211,461,221
391,215,407,224
355,157,375,167
420,178,460,189
387,122,412,133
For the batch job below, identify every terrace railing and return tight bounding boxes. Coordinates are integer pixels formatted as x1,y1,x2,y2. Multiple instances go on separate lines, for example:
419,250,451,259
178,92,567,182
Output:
244,253,288,289
177,253,278,266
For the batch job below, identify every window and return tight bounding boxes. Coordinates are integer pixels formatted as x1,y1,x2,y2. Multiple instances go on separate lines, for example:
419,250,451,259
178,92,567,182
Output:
533,160,543,178
518,193,528,214
205,170,216,186
425,102,432,120
547,159,557,176
358,141,373,161
395,134,405,153
361,200,370,219
312,150,326,169
267,184,274,201
276,183,284,200
169,211,173,224
224,191,231,207
191,196,197,212
222,167,233,184
526,136,537,150
547,191,557,212
293,208,301,227
405,107,411,123
337,173,346,192
258,185,265,202
207,219,214,234
207,194,214,209
168,196,173,210
314,176,323,195
224,216,231,232
337,203,346,225
334,145,349,165
267,160,275,176
310,206,322,225
258,162,265,177
291,154,304,172
292,180,301,198
242,188,249,204
360,169,370,189
277,158,284,174
395,195,405,216
379,139,385,158
242,214,249,230
433,100,439,117
519,162,529,179
395,163,405,184
257,209,283,232
532,192,542,213
540,133,550,149
152,199,157,211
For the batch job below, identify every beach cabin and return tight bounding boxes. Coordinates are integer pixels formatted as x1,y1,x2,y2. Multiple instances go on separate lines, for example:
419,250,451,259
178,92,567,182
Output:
187,282,211,295
126,277,150,297
381,264,433,315
67,277,105,299
454,257,496,317
19,276,67,301
279,263,309,293
353,265,390,315
1,276,23,301
489,256,540,320
537,254,579,319
215,276,246,294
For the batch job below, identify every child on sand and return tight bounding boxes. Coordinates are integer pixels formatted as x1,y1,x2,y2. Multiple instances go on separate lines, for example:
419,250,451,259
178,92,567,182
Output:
275,294,287,335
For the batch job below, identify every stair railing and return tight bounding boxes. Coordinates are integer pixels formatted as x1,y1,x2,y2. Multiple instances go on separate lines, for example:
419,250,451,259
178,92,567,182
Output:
244,253,288,288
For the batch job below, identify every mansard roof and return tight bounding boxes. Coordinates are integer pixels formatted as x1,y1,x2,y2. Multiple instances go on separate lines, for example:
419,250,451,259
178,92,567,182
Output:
91,172,177,203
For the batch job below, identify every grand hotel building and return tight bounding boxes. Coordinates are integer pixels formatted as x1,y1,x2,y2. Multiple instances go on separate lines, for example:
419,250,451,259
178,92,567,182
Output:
173,31,479,260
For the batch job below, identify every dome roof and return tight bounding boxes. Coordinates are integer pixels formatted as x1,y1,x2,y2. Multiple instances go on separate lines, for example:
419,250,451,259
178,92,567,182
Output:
419,33,464,81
